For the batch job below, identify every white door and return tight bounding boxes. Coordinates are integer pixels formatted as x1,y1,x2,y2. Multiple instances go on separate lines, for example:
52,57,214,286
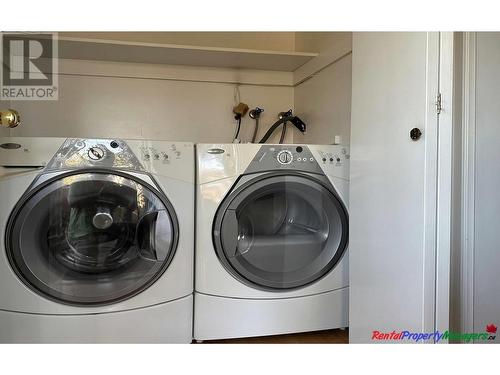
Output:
349,32,452,343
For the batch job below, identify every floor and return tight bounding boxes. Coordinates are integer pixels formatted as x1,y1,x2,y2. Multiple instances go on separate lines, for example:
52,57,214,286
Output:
200,328,349,344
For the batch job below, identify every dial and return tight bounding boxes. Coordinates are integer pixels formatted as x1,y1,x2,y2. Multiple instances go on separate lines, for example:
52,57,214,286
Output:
87,146,105,161
277,150,293,164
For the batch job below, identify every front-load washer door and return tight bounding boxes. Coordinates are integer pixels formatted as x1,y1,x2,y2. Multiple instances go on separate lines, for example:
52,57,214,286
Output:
213,172,348,291
5,171,178,306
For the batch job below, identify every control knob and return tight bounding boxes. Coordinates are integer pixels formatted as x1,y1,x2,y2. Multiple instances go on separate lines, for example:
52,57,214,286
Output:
277,150,293,164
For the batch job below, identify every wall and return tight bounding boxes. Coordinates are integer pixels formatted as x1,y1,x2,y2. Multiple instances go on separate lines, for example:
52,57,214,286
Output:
4,32,354,145
295,32,349,53
294,54,352,145
293,33,352,145
6,60,295,144
0,99,10,137
294,33,352,85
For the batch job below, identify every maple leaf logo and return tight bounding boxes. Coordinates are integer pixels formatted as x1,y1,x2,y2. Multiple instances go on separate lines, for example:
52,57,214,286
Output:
486,324,497,334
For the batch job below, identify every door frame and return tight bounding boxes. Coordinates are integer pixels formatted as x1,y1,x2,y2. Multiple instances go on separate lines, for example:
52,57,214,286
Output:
460,32,476,335
423,32,455,340
435,32,456,340
422,32,440,335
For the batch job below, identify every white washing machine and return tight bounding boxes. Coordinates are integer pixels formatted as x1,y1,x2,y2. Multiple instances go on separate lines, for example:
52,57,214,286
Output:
194,143,349,341
0,137,194,343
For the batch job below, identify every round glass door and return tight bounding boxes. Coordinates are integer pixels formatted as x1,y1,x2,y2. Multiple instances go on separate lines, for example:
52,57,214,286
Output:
6,172,178,306
213,173,348,290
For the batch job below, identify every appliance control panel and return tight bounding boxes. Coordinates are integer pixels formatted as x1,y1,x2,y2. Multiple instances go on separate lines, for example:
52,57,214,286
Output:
276,150,293,164
138,142,183,165
317,147,349,166
47,139,187,172
47,138,145,171
42,138,193,183
310,145,350,180
127,140,193,183
246,145,324,174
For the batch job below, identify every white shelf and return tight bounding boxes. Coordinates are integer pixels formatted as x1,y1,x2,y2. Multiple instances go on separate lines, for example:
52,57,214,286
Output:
57,37,318,72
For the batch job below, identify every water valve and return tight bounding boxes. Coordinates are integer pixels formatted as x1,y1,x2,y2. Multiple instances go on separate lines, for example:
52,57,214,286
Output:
249,107,264,119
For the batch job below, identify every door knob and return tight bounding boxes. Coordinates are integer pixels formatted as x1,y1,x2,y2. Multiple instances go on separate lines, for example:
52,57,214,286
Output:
0,109,20,128
410,128,422,141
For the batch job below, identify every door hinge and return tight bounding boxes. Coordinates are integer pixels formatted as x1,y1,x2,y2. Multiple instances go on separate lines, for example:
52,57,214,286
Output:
435,93,442,114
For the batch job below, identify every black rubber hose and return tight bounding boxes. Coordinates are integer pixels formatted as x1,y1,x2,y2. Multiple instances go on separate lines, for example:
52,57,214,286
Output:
251,118,259,143
258,116,294,144
279,121,287,144
233,116,242,142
